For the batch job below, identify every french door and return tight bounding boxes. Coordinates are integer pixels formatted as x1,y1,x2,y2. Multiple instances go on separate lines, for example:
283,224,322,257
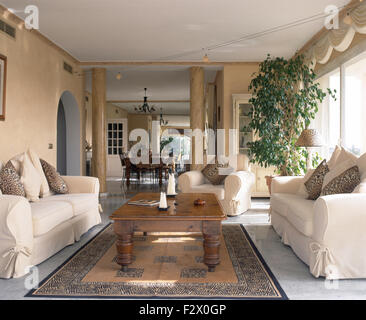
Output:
106,119,128,177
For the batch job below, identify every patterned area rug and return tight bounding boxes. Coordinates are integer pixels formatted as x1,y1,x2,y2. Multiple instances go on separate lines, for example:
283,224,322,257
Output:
26,224,287,299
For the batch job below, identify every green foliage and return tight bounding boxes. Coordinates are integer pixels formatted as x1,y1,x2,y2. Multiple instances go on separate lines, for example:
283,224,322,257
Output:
246,54,335,176
160,137,174,152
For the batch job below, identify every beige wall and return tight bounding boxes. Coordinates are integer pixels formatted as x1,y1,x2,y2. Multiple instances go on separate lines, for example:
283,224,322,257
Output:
85,95,128,148
214,64,259,153
222,64,259,132
0,9,85,172
107,103,128,119
127,114,152,148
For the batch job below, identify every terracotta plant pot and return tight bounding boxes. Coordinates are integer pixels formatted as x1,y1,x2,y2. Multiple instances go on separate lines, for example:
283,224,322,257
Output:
265,175,274,195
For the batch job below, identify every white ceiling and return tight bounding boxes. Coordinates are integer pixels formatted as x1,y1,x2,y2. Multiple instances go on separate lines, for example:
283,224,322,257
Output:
1,0,350,114
84,66,218,114
1,0,350,62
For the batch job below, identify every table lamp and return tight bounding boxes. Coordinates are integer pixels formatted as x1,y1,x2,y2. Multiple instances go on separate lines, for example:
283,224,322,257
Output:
295,129,324,171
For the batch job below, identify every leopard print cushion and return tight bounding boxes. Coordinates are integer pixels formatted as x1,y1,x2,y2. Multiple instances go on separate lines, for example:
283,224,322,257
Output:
321,166,361,196
304,159,329,200
40,159,68,194
201,163,229,185
0,161,26,197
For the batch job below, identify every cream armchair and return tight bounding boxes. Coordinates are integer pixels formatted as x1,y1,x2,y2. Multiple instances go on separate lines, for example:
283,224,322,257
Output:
178,161,255,216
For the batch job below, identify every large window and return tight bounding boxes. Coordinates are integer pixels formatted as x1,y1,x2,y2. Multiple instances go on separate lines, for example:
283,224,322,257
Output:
317,51,366,157
328,70,341,152
344,54,366,156
315,69,340,159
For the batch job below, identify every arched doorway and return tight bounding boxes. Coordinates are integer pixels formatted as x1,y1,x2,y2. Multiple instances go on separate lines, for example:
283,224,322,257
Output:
57,91,81,176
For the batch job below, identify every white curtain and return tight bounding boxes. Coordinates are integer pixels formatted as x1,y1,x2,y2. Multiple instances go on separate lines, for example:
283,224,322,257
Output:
305,2,366,66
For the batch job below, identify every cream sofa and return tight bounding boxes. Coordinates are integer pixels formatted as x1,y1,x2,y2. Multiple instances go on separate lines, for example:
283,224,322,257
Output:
0,175,101,279
178,160,255,216
270,152,366,280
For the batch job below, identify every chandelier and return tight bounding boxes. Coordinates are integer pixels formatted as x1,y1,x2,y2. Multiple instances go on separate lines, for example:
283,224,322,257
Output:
159,108,169,126
134,88,156,113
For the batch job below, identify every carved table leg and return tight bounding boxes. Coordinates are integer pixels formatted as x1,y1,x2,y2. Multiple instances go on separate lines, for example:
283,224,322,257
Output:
159,167,163,186
114,221,134,271
126,167,130,186
202,221,221,272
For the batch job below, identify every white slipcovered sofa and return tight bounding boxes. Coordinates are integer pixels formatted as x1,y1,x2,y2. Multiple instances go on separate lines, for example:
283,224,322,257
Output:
0,175,101,279
178,157,255,216
270,151,366,280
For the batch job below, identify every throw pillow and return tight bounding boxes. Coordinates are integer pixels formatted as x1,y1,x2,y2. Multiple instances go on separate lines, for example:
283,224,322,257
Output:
297,169,315,198
356,152,366,181
322,158,356,190
40,159,69,194
353,178,366,193
304,160,329,200
201,163,228,185
28,148,52,197
322,166,361,196
0,161,26,197
327,145,341,170
21,153,42,202
0,162,2,195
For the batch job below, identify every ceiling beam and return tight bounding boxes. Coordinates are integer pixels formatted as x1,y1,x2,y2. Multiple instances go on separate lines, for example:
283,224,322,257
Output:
80,61,259,67
108,100,190,103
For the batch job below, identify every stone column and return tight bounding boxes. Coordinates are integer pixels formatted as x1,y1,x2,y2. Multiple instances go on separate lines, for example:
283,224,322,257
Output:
92,68,107,194
190,67,205,170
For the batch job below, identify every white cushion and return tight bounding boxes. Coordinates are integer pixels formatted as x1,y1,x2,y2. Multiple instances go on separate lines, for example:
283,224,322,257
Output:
41,193,99,216
10,153,25,174
190,184,225,200
31,201,73,237
286,199,315,237
327,145,341,170
335,147,358,165
271,193,307,218
20,153,42,202
271,193,315,237
28,148,52,197
271,193,293,218
357,152,366,181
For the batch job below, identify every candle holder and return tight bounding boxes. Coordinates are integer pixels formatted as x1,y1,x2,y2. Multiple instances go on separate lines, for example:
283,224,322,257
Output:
158,206,170,211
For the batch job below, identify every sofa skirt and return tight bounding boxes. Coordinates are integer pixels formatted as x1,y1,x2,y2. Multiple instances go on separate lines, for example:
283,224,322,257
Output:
271,210,312,268
31,209,101,266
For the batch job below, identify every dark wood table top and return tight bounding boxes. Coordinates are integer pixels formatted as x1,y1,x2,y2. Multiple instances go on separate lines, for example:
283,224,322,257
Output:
110,193,226,221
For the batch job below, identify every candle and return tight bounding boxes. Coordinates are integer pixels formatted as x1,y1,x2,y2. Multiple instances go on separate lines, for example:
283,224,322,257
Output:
159,192,168,209
167,173,176,195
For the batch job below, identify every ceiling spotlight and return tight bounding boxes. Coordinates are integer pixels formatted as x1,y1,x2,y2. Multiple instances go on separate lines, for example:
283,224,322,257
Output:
203,53,210,63
343,12,353,25
116,72,122,80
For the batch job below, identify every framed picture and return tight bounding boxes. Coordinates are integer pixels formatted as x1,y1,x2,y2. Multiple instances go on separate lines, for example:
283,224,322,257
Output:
0,54,7,121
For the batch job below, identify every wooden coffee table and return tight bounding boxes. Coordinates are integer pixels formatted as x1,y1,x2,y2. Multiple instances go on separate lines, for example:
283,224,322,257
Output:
110,193,226,272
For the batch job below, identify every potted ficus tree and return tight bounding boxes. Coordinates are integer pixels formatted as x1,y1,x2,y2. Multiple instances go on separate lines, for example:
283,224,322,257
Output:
246,54,335,192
